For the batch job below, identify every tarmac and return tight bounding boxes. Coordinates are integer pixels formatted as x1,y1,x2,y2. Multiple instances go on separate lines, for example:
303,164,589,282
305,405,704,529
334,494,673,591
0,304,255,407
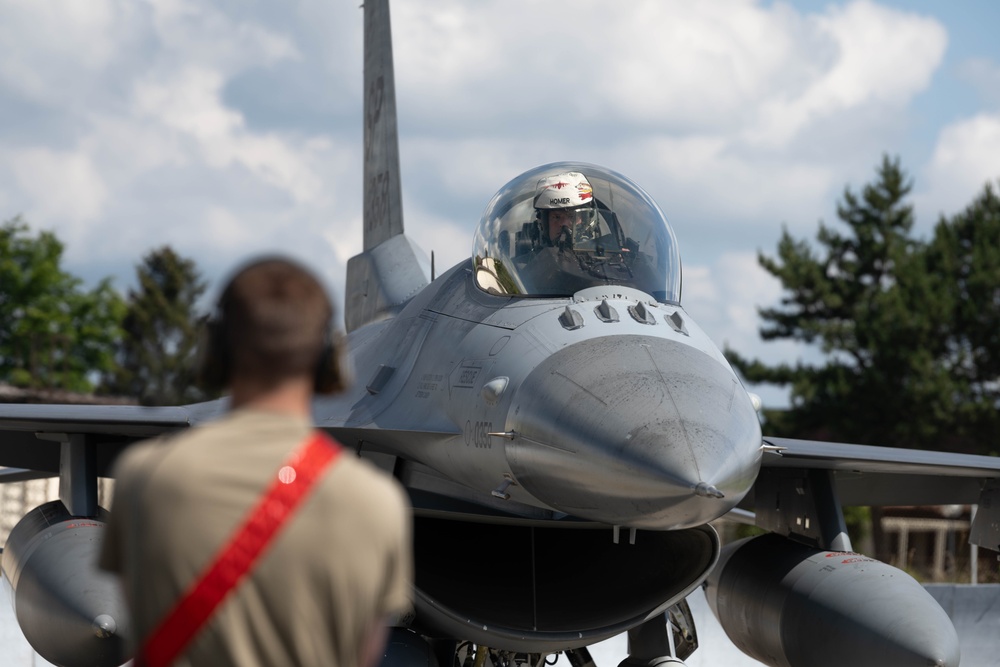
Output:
2,583,996,666
926,584,1000,667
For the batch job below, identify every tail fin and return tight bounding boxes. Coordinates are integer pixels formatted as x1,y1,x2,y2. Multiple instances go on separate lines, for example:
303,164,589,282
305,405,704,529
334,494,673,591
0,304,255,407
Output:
361,0,403,249
345,0,430,332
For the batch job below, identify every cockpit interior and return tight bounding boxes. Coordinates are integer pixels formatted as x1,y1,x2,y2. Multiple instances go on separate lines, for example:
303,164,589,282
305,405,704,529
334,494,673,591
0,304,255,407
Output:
472,162,682,304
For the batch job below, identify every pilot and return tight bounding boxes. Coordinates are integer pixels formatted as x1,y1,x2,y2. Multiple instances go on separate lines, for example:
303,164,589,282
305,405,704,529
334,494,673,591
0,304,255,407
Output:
534,171,598,248
99,256,412,667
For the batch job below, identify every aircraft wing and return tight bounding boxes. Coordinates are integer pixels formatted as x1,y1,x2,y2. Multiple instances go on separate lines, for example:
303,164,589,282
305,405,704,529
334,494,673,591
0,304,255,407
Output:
750,435,1000,551
0,400,586,537
0,402,218,475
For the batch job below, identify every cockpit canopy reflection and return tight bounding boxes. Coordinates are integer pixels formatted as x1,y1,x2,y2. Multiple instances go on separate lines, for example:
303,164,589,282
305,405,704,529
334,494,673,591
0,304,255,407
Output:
472,163,682,304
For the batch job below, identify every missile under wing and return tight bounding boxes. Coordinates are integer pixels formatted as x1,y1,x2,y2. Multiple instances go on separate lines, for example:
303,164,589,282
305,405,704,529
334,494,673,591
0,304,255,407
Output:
2,2,1000,666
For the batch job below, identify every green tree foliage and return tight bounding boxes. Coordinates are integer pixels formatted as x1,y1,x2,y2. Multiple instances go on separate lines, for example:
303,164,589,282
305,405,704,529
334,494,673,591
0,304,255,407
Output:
922,182,1000,448
0,217,125,392
106,246,210,406
727,156,998,455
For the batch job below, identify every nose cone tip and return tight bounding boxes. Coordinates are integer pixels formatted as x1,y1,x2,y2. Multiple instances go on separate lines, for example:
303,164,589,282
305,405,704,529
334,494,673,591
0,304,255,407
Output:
92,614,117,639
694,482,725,499
507,334,762,528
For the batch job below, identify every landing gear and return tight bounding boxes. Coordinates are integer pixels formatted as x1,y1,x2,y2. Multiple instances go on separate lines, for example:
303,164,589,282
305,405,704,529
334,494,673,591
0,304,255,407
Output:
616,601,697,667
564,646,596,667
453,642,553,667
382,601,699,667
382,628,439,667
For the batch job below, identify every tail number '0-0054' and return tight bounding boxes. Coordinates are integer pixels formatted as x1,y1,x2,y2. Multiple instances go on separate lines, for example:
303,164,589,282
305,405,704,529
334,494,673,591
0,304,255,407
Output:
465,421,493,448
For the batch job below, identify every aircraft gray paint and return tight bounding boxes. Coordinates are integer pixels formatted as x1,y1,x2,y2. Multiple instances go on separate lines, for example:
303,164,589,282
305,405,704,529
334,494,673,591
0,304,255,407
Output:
1,2,1000,666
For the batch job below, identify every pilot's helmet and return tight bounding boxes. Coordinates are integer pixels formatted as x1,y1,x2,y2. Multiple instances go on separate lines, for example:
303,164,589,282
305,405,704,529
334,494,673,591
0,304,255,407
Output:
533,171,594,210
533,172,596,246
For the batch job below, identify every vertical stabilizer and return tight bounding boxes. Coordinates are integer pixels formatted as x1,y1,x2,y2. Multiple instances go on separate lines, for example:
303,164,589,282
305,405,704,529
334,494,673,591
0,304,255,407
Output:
363,0,404,249
346,0,430,332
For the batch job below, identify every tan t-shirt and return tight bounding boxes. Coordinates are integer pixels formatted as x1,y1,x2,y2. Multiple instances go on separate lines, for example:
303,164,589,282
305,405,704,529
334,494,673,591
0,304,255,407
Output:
100,409,412,667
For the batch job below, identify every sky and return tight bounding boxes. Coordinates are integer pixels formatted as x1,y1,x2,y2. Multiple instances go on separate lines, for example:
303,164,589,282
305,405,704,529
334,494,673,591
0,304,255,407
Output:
1,0,999,408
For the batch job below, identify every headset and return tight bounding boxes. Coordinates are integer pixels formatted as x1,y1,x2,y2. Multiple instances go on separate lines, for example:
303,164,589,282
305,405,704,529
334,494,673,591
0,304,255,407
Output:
197,258,347,395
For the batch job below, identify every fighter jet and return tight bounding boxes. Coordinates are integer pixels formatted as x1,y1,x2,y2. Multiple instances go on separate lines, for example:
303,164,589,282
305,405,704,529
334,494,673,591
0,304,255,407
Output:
1,2,999,666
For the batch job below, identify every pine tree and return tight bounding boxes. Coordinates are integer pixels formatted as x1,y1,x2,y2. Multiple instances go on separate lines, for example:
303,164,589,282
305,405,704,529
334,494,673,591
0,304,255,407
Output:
923,182,1000,453
108,246,210,405
726,155,955,449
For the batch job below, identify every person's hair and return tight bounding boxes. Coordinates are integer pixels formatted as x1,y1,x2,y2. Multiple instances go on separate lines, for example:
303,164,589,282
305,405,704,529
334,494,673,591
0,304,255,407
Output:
201,256,344,393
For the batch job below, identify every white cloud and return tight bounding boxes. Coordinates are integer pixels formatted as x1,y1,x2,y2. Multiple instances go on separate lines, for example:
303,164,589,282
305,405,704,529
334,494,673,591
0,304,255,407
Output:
393,0,810,131
87,115,189,173
200,205,257,251
134,67,242,142
816,1,944,105
11,148,108,228
406,214,467,274
918,113,1000,220
594,1,815,130
0,0,356,290
750,0,946,146
132,66,332,204
635,136,834,223
386,0,947,274
393,0,944,149
326,214,364,267
146,0,299,73
684,251,784,349
0,0,121,106
683,250,818,408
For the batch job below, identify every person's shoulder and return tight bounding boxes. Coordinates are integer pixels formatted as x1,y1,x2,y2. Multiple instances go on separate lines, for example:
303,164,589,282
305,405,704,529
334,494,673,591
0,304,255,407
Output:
110,421,218,485
336,454,406,496
110,435,172,481
331,453,410,514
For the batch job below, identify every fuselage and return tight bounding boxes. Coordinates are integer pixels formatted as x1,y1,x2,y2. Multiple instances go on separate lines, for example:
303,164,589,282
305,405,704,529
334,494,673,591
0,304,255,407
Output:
317,260,763,530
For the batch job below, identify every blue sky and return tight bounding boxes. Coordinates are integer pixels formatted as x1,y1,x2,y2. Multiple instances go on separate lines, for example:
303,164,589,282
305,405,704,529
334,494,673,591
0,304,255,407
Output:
0,0,998,407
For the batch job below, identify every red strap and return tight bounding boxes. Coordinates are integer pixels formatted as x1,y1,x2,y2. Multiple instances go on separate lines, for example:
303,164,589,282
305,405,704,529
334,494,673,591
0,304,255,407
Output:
137,431,342,667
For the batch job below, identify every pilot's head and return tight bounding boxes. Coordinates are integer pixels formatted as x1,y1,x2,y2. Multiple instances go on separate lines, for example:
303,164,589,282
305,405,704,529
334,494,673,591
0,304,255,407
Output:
533,172,595,246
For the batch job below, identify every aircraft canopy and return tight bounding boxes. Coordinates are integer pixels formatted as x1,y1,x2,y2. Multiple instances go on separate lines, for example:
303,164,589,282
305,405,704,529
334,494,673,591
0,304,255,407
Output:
472,163,682,304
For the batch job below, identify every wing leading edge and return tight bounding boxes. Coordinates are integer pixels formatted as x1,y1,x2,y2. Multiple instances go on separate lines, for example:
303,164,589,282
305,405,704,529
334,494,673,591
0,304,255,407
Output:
0,402,218,475
750,436,1000,551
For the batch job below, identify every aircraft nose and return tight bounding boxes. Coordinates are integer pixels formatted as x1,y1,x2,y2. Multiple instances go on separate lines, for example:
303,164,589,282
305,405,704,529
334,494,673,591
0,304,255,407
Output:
505,335,762,529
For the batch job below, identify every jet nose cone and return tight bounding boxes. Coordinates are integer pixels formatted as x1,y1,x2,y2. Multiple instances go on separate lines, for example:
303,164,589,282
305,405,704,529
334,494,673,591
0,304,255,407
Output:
92,614,118,639
506,335,761,528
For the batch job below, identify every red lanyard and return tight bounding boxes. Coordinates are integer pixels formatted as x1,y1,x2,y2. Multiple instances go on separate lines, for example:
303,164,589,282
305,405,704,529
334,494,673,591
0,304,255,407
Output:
137,431,342,667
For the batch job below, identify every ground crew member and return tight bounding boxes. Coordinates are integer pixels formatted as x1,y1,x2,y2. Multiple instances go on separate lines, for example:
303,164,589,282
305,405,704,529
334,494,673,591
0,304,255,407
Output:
99,256,412,667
